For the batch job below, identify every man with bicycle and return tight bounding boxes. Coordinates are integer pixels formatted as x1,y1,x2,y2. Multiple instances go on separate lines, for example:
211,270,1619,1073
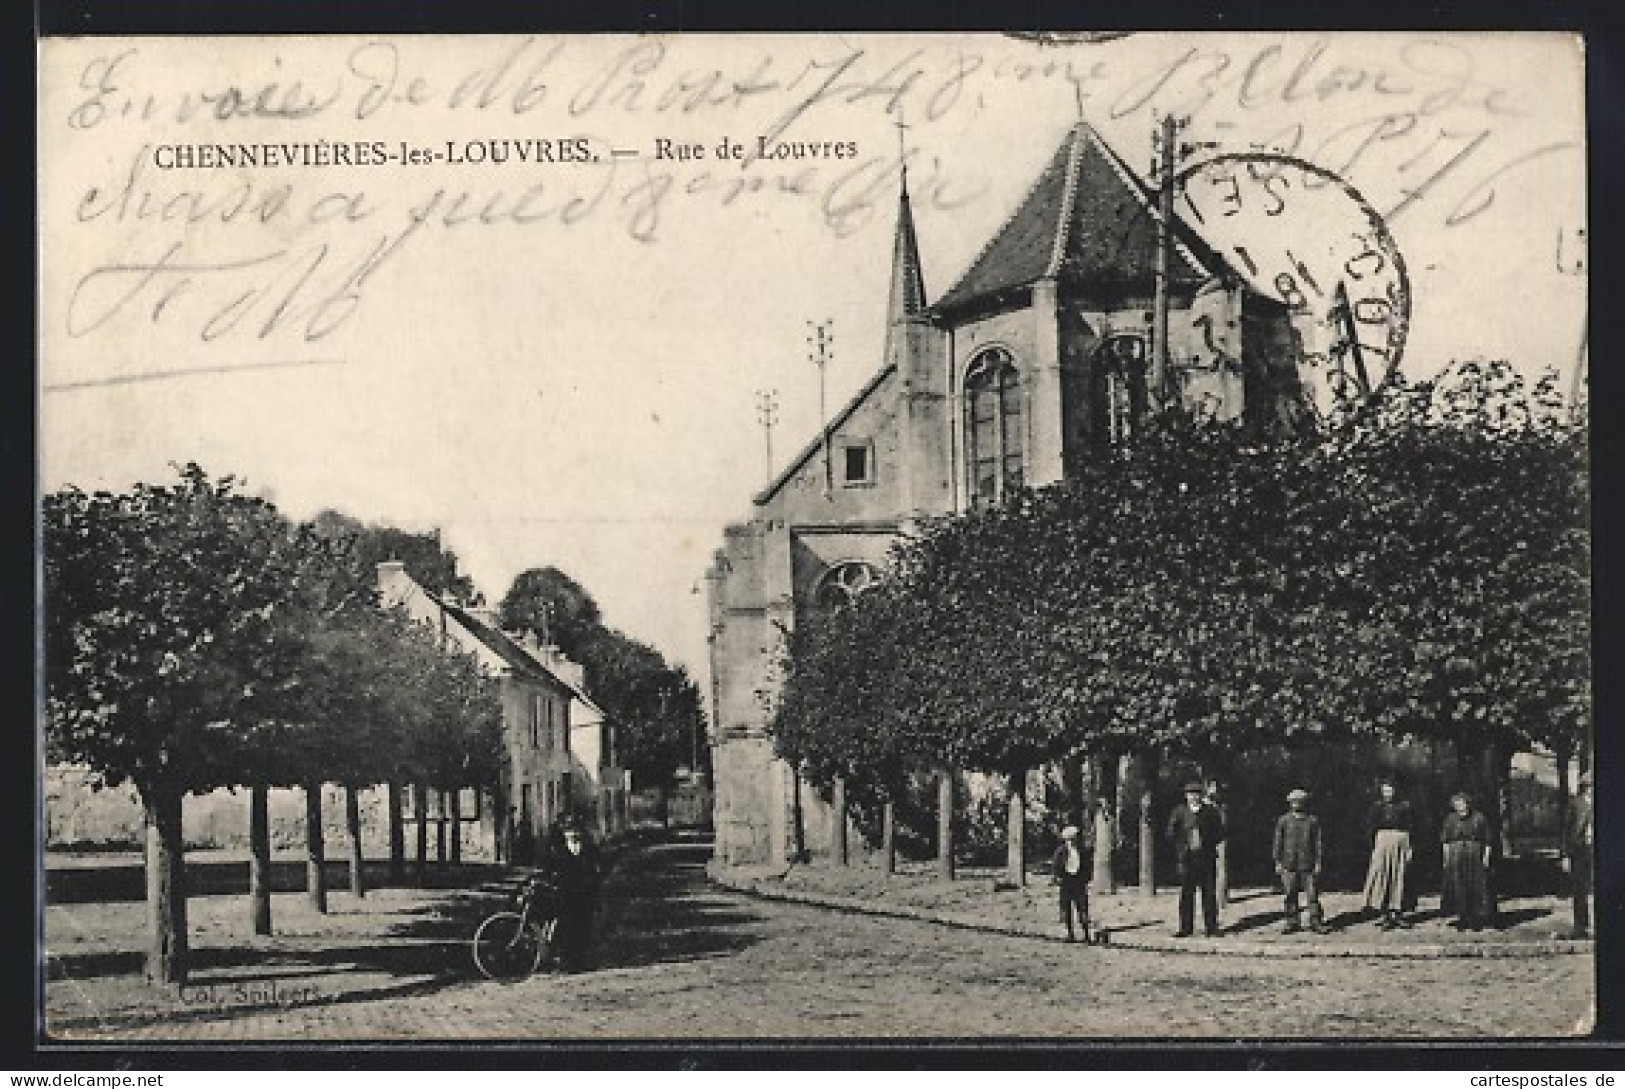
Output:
542,814,602,971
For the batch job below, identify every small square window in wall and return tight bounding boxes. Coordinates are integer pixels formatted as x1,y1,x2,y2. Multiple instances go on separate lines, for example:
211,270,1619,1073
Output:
841,441,875,486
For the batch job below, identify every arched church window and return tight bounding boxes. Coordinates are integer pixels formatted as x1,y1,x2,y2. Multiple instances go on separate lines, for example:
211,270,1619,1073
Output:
1098,334,1149,445
813,560,881,613
964,347,1024,509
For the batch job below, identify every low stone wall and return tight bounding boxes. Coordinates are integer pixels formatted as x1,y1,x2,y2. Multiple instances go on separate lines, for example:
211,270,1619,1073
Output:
44,767,494,860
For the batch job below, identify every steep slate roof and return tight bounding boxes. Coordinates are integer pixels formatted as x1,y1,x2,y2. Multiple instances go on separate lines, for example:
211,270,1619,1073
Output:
440,599,604,716
932,122,1232,316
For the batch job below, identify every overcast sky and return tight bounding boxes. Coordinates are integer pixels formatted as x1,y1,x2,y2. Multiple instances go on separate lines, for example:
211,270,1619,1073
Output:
39,32,1586,686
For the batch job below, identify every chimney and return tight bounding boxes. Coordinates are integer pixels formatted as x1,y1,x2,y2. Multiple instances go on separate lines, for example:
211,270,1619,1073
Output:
538,644,586,691
376,560,411,604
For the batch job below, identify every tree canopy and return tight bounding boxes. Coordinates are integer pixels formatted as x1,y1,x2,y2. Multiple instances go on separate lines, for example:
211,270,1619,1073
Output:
773,360,1589,805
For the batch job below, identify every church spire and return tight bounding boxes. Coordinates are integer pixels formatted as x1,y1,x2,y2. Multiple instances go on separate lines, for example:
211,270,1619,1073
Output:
886,112,928,332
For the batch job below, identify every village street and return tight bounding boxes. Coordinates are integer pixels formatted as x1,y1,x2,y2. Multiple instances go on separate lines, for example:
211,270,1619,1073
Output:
45,836,1595,1042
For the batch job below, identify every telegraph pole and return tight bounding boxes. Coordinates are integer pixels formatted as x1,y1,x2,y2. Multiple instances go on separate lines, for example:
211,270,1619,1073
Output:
1151,113,1183,408
754,388,780,484
808,321,834,495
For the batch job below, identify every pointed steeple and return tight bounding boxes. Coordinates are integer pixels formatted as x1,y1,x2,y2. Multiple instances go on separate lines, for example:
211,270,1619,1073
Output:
885,176,928,330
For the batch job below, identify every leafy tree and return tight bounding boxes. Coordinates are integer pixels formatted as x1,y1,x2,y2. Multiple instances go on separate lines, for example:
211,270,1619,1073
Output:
581,629,705,812
497,566,604,656
44,466,298,983
308,510,476,602
772,360,1588,878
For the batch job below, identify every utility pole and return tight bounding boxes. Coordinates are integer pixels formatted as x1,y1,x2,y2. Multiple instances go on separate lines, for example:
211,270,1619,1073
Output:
754,388,780,484
808,321,834,495
1558,226,1587,421
1150,113,1184,408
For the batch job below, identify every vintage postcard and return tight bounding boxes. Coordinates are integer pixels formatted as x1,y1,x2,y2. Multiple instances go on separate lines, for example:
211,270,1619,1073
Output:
38,32,1593,1042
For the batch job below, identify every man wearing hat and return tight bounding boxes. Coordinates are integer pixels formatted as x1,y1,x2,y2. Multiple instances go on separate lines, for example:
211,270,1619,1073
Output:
1274,788,1329,934
544,814,602,970
1562,771,1594,939
1165,781,1226,937
1051,822,1093,943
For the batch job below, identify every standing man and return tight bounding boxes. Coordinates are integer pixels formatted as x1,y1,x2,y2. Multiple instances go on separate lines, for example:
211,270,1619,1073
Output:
1274,788,1329,934
1051,823,1092,943
1166,780,1226,937
1563,771,1594,939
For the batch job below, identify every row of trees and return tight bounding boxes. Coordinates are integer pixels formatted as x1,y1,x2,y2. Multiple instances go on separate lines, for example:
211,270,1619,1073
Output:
44,467,503,985
498,567,708,814
774,360,1590,886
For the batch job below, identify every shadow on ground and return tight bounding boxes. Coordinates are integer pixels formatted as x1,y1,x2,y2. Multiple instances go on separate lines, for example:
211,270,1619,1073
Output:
594,840,764,970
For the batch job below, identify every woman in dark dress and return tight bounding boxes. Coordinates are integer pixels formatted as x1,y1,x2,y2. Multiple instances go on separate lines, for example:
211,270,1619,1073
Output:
1440,792,1493,930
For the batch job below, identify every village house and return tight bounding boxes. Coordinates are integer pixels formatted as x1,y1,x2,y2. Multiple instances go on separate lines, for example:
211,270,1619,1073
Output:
375,561,615,859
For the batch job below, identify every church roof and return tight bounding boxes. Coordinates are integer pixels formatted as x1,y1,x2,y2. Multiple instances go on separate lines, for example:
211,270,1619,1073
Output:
932,122,1230,316
752,363,896,506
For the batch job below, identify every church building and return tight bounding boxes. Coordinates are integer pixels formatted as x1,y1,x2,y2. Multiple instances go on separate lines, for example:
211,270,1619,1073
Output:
705,122,1302,865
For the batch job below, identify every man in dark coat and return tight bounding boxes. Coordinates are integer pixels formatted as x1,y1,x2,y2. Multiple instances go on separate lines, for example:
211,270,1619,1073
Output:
1274,788,1329,934
1051,824,1092,943
1563,771,1594,939
543,815,602,970
1166,781,1226,937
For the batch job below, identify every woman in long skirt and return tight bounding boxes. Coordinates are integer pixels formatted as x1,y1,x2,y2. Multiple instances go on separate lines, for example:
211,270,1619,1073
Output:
1440,792,1493,930
1362,779,1413,929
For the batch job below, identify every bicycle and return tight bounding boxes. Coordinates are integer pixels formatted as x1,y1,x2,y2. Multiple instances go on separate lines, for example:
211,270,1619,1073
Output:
471,873,560,981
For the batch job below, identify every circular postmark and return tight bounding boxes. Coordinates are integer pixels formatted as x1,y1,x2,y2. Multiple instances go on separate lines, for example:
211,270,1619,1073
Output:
1173,152,1411,420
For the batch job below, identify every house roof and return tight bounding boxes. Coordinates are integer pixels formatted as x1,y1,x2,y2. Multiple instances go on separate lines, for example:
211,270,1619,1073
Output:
931,122,1232,316
438,599,605,718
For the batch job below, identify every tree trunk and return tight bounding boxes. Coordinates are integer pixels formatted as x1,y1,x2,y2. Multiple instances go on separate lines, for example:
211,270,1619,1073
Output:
1062,753,1087,827
1489,743,1515,860
142,785,188,986
881,798,896,876
1555,742,1572,858
387,780,406,884
1115,752,1133,857
936,768,955,881
434,788,448,865
789,769,808,862
832,776,848,866
1006,765,1027,887
1092,752,1117,894
449,787,463,864
1138,748,1158,897
345,784,366,899
413,782,429,887
304,780,327,914
249,782,272,936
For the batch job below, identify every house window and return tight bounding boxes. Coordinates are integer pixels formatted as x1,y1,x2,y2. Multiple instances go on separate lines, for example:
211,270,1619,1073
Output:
459,787,480,820
814,560,882,613
841,442,874,486
963,347,1024,509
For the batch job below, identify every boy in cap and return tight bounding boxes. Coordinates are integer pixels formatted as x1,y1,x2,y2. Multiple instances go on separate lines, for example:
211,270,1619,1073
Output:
1166,781,1226,937
1051,823,1092,943
1274,788,1328,934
